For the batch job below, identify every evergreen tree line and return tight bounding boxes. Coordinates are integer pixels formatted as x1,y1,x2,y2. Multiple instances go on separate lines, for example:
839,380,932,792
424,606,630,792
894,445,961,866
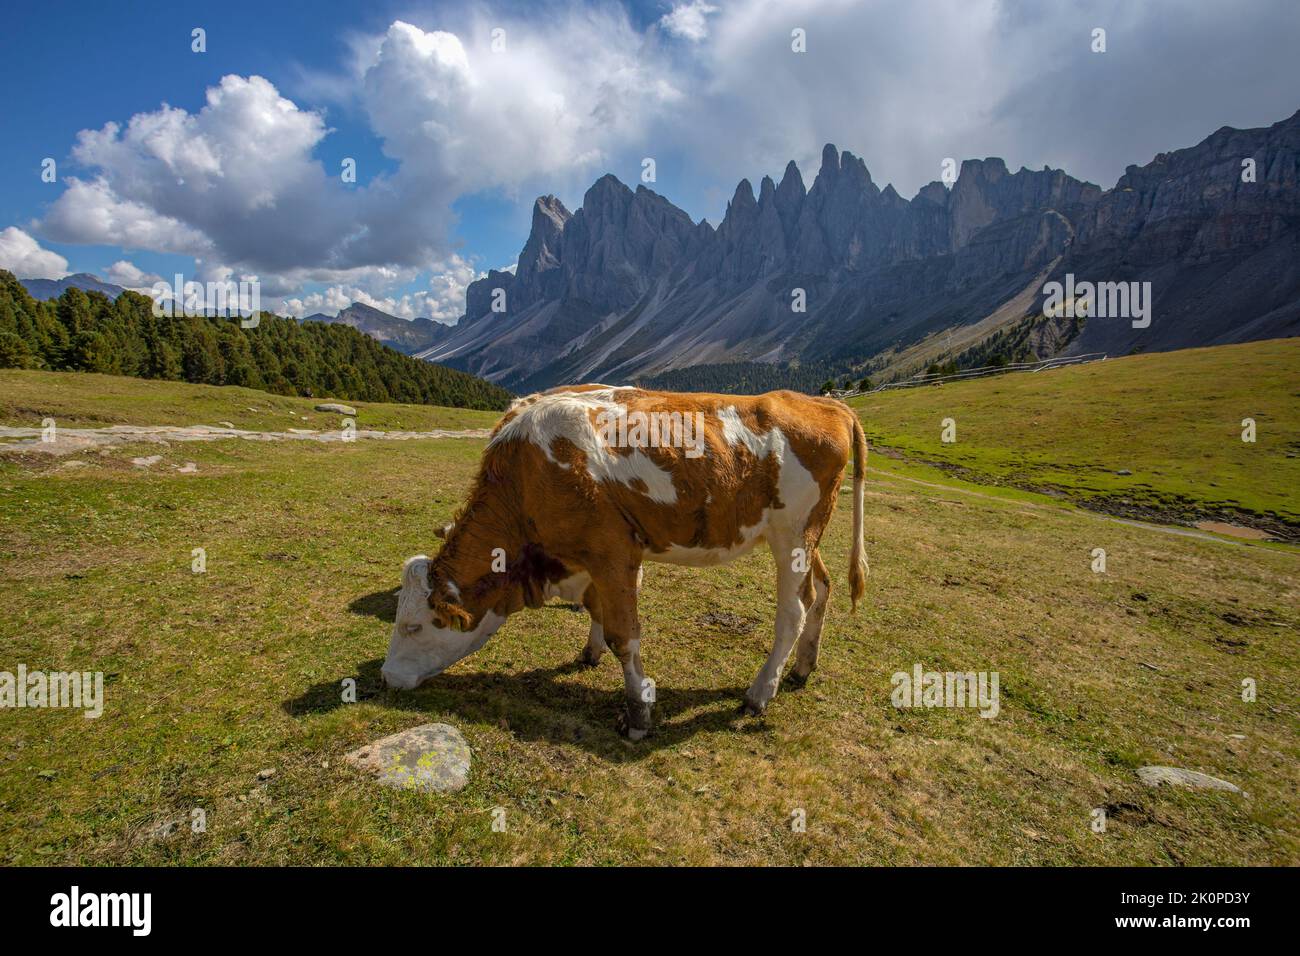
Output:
0,271,513,411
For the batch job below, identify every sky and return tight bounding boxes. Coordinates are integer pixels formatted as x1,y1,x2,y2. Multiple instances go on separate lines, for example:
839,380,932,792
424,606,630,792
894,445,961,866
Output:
1,0,1297,323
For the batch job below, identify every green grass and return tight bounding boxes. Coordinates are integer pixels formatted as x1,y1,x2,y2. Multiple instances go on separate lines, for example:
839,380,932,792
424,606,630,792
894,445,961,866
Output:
0,369,502,432
0,357,1297,865
850,338,1300,530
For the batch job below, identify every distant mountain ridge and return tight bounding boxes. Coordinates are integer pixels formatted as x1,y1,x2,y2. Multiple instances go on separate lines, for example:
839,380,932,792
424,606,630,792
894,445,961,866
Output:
418,108,1300,391
20,273,125,301
301,302,454,355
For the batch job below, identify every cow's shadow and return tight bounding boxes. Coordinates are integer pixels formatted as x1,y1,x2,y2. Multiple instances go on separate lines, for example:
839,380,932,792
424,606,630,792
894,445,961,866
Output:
283,589,769,760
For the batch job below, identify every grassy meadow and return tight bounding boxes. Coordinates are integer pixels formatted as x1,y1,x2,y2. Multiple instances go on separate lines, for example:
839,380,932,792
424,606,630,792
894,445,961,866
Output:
0,351,1297,865
852,338,1300,532
0,369,501,433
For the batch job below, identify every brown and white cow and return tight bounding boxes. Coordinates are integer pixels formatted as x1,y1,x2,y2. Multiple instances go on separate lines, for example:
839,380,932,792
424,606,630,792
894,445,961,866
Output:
382,384,868,739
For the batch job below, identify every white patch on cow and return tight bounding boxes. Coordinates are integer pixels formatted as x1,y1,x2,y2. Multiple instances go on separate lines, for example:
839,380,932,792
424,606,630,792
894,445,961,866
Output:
644,407,820,569
489,389,678,504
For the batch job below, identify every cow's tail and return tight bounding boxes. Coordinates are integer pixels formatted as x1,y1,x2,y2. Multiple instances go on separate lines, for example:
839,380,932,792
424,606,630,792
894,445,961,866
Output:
848,415,868,612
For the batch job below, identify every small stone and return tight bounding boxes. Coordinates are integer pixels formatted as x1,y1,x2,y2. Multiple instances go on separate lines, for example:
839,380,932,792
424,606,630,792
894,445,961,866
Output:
315,403,357,416
344,723,471,793
256,767,276,781
177,462,198,474
132,455,162,468
1115,469,1132,476
1137,766,1243,794
218,421,235,429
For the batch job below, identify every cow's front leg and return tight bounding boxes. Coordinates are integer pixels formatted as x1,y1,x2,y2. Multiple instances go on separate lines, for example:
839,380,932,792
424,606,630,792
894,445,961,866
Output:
743,539,811,715
591,562,650,739
578,584,607,667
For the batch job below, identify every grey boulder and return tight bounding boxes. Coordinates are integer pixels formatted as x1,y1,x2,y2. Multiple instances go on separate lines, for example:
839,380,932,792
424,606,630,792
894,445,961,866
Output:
345,723,471,793
315,403,357,416
1137,766,1244,794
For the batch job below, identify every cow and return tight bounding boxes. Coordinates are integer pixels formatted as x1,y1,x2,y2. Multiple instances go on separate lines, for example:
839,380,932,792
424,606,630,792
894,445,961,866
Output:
382,384,868,739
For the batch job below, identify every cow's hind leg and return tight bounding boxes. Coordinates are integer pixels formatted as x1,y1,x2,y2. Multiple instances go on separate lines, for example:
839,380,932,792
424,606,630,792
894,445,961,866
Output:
743,535,810,716
787,549,831,688
590,561,651,739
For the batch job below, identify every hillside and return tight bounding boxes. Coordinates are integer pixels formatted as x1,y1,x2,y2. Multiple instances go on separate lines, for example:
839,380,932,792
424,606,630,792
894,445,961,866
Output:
0,271,512,411
420,109,1300,391
851,338,1300,534
0,369,501,432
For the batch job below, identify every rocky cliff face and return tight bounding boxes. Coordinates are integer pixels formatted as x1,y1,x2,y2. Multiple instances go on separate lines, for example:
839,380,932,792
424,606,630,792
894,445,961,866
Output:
420,109,1300,390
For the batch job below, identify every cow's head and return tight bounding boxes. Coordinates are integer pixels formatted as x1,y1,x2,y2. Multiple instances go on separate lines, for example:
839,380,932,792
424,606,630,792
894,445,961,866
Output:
381,554,504,690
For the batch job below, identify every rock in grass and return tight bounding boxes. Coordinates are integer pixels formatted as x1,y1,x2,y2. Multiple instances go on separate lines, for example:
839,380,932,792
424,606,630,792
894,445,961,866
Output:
345,723,470,793
1137,766,1243,793
315,403,357,416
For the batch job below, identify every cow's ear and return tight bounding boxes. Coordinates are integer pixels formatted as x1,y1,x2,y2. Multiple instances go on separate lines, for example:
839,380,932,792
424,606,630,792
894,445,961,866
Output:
429,599,473,632
433,522,453,540
402,555,431,594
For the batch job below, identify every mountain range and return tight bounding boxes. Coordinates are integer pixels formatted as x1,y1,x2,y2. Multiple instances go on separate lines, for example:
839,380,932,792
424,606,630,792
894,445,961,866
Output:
20,273,126,301
418,108,1300,392
301,302,453,355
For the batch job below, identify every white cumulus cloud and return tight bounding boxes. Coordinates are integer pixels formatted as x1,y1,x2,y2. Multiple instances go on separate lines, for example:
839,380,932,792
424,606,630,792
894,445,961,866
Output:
660,2,718,42
103,260,165,291
0,227,69,279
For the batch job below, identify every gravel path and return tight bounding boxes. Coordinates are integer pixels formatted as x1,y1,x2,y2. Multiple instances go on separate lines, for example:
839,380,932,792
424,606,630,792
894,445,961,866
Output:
0,423,490,455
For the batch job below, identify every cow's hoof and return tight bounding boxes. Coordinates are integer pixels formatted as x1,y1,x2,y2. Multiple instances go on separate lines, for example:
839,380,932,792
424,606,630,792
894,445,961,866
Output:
617,703,651,740
615,711,649,741
578,648,601,668
739,696,766,717
784,670,809,690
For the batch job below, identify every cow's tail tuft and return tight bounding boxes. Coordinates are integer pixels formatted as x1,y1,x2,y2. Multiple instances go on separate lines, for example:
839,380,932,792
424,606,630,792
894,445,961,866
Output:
848,416,868,612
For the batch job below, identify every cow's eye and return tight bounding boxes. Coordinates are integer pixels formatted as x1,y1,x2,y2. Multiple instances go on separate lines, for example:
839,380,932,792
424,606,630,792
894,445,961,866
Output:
402,622,422,636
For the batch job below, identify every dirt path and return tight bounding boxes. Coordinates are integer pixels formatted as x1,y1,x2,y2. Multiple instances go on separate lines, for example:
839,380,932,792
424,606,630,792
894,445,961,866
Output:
0,423,491,455
867,466,1296,552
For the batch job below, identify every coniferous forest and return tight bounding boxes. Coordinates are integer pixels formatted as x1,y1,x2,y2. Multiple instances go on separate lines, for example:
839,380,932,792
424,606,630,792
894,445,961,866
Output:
0,271,512,411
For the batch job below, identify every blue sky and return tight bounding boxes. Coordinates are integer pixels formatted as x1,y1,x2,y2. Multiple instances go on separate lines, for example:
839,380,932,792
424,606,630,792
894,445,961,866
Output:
2,0,1297,322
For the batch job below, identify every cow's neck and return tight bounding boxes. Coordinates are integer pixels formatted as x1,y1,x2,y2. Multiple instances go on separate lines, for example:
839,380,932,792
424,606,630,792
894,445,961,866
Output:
434,484,529,614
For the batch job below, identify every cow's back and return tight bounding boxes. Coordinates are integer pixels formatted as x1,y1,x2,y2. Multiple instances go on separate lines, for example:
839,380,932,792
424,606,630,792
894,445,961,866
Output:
485,386,856,565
